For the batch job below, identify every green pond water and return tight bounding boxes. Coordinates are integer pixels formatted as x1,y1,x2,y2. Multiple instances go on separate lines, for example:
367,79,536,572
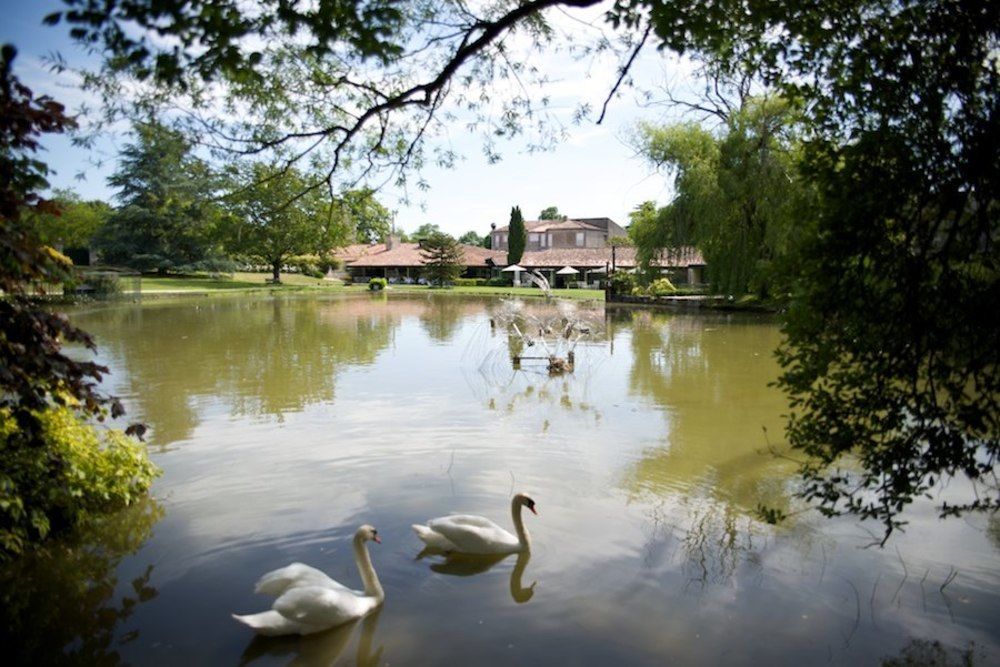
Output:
3,294,998,666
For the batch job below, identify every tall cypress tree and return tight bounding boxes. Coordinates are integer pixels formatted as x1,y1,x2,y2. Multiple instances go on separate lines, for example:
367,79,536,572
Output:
507,205,526,265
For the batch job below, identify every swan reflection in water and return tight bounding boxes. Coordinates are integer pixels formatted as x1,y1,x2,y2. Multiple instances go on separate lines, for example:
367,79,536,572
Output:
238,606,383,667
417,549,536,604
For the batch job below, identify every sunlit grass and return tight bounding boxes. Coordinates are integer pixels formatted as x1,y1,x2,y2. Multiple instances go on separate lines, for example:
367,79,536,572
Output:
139,274,605,300
141,272,342,292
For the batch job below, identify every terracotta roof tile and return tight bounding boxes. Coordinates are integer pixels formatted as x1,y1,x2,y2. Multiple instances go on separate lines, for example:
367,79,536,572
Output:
341,242,506,268
506,246,704,269
493,219,604,233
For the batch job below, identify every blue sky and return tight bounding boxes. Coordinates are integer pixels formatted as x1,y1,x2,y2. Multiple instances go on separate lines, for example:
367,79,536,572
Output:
2,1,693,237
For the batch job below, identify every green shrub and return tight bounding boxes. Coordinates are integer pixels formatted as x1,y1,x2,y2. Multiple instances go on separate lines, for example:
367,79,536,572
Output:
86,273,122,296
485,276,511,287
608,271,636,295
289,254,325,278
317,253,341,274
0,406,160,560
647,278,677,296
368,277,388,291
453,278,487,287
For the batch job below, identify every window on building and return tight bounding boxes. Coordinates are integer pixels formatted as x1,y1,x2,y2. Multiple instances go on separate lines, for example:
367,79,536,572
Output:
575,232,584,246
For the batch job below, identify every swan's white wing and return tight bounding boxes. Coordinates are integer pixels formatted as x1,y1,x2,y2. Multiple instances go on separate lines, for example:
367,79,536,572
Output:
426,514,519,553
431,514,502,530
254,563,347,596
273,585,372,630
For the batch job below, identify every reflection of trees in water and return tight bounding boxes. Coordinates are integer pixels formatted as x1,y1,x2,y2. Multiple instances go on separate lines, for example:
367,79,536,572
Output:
0,497,163,664
621,309,795,584
988,514,1000,553
640,497,764,589
623,309,793,513
418,294,469,343
239,606,384,667
90,298,402,446
880,639,979,666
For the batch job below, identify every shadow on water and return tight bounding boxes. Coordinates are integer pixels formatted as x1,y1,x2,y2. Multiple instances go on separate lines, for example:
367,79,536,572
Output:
416,549,536,604
0,497,163,665
239,606,384,667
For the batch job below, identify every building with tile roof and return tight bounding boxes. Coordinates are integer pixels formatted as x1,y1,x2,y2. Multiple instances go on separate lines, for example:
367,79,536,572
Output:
334,218,706,287
335,236,506,282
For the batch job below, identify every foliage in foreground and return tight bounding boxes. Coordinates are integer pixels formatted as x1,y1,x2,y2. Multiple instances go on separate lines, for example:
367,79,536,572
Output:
0,406,159,560
1,46,155,559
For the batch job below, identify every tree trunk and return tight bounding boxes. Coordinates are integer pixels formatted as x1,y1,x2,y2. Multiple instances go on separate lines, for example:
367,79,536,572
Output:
271,260,281,283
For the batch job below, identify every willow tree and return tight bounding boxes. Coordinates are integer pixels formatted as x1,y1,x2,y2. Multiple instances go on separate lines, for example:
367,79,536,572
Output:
632,90,810,297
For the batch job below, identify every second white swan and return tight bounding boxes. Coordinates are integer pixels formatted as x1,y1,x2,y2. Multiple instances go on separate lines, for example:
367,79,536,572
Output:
412,493,537,555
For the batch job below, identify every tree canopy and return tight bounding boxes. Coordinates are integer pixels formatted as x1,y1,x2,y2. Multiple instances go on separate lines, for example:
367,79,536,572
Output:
539,206,567,221
223,163,350,282
340,189,392,244
23,189,109,250
458,230,485,247
95,119,227,272
632,86,811,297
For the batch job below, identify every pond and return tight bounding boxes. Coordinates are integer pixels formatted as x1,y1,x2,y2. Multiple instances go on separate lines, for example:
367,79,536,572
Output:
3,294,998,666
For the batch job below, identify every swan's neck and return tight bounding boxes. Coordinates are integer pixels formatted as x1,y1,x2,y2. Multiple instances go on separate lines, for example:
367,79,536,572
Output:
353,537,384,602
511,498,531,551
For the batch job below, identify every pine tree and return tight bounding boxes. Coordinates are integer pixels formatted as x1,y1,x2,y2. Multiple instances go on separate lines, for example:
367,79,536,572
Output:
420,231,464,286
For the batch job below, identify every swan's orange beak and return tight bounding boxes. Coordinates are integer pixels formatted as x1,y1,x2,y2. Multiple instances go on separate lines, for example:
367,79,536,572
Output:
529,506,538,515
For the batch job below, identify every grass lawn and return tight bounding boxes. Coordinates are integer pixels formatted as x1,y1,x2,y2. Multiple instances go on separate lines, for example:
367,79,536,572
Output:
388,284,605,300
139,274,604,300
141,272,344,293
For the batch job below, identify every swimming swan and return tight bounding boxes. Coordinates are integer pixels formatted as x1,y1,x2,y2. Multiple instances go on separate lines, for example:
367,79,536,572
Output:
232,525,384,636
412,493,537,555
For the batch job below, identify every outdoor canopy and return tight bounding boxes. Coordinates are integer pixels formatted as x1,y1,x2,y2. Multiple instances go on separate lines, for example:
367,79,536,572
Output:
501,264,526,272
556,266,579,275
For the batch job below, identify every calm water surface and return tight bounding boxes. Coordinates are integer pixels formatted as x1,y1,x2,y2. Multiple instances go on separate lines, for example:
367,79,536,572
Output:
3,294,998,666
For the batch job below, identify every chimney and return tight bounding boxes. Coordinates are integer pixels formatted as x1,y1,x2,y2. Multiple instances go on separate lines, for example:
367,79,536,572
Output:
386,234,400,250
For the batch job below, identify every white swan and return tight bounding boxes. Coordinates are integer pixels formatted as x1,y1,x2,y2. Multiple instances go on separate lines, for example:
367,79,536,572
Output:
233,525,384,636
412,493,537,555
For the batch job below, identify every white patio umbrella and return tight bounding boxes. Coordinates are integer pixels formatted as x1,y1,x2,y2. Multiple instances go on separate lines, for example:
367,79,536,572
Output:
501,263,526,286
588,266,607,274
556,265,579,275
